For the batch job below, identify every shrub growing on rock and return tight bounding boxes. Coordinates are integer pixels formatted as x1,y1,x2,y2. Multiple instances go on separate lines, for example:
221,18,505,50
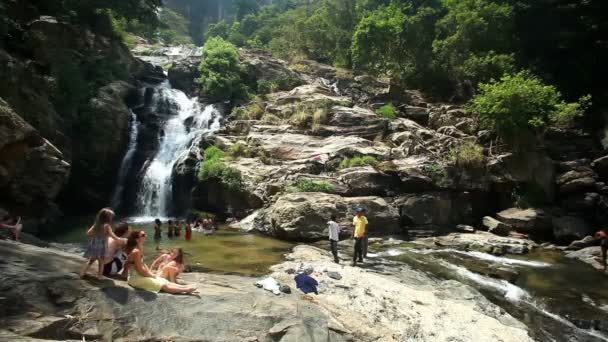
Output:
198,146,243,191
199,37,249,101
227,143,252,159
376,103,397,120
468,71,590,148
447,141,485,167
339,156,378,169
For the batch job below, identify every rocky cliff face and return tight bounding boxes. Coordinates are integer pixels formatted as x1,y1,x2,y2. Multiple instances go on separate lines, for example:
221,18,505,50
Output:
172,48,606,244
0,2,165,225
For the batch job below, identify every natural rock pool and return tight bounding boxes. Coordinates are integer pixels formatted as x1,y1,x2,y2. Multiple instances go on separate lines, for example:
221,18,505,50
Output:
47,217,294,276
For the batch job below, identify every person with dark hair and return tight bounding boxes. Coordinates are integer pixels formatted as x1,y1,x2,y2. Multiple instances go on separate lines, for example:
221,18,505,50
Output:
153,219,162,244
80,208,121,279
158,248,186,283
595,227,607,272
167,220,174,239
174,220,181,237
327,215,340,263
351,207,368,266
184,221,192,242
102,222,130,278
125,231,196,294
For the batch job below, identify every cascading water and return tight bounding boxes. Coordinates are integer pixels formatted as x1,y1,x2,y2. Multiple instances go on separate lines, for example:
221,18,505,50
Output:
135,81,221,218
110,110,140,211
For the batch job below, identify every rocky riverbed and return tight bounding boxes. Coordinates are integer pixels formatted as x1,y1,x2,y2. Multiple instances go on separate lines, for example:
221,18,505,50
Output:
0,239,539,342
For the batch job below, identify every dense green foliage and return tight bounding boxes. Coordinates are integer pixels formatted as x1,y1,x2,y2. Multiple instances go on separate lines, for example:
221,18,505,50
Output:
194,0,607,109
376,103,397,120
288,179,334,193
339,156,378,169
469,72,590,147
198,37,249,101
198,146,244,191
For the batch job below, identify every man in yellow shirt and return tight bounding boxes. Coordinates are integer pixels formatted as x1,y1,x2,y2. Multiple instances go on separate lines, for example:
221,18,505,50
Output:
351,208,368,266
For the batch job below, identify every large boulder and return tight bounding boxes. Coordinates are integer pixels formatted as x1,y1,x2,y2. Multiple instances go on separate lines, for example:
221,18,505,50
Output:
241,49,304,92
168,57,200,94
488,152,556,199
0,98,70,223
591,155,608,180
495,208,552,235
314,106,387,139
255,192,400,240
338,166,399,197
395,192,479,232
482,217,512,237
551,216,592,244
565,246,604,270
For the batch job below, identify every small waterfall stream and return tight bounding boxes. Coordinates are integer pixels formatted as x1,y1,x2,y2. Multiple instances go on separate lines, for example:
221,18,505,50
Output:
110,110,140,211
135,81,220,218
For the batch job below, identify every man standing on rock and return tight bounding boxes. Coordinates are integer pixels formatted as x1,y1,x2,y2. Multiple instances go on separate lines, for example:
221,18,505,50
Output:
352,208,368,266
328,215,341,263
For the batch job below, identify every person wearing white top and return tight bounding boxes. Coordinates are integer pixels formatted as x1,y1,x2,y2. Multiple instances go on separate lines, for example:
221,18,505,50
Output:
327,215,341,263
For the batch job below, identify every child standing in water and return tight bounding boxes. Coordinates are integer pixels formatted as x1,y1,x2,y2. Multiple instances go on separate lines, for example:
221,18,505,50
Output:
185,221,192,241
153,218,162,244
167,220,174,239
80,208,121,279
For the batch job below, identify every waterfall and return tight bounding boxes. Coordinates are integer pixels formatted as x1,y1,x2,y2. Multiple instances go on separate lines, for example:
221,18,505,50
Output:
135,81,220,219
110,110,140,211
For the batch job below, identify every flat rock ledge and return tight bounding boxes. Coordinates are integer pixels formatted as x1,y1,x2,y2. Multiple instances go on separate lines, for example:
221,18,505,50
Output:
0,240,532,341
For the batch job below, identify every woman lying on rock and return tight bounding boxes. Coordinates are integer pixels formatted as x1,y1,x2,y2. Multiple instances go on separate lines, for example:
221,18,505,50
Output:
157,248,186,283
125,230,197,295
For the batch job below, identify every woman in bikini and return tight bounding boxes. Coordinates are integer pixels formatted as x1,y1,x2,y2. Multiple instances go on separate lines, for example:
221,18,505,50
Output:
157,248,186,283
125,230,196,294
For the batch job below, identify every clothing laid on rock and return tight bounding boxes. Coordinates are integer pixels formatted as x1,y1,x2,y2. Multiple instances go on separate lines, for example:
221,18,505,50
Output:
294,273,318,294
128,271,169,293
256,277,281,295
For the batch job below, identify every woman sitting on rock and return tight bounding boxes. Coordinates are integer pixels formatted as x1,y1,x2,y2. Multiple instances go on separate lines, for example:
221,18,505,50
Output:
125,231,196,295
157,248,186,283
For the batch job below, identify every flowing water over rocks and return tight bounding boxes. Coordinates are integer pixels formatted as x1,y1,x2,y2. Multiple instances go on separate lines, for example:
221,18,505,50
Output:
132,81,221,218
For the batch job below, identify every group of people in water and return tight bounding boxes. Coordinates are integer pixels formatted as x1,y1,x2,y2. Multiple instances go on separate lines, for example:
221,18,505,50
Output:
152,217,217,243
79,208,200,294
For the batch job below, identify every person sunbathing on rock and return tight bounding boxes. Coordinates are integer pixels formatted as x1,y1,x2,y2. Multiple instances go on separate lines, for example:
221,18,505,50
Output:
125,231,196,295
157,248,186,283
150,248,174,272
595,227,607,272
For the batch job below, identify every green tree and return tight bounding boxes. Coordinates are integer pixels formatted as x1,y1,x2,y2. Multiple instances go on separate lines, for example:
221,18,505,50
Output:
351,2,444,92
433,0,515,94
468,71,590,148
198,37,249,101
